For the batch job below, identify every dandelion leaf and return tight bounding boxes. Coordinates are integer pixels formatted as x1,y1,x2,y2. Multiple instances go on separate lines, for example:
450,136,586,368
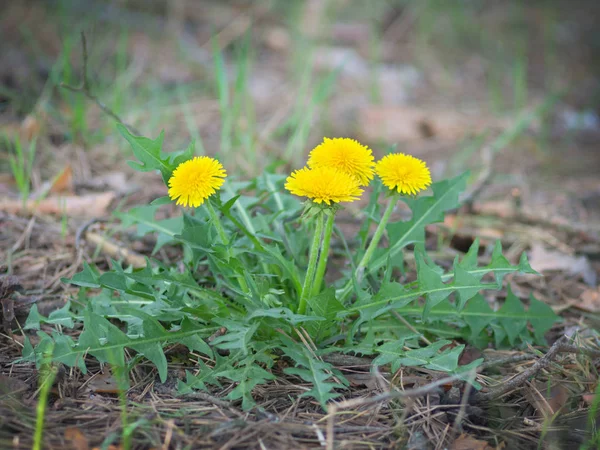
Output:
376,172,468,275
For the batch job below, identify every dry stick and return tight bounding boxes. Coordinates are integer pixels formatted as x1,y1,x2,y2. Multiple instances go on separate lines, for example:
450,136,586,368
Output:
556,343,600,359
60,31,140,136
479,353,537,370
325,338,600,448
184,391,243,417
450,369,476,441
326,371,470,450
390,310,432,346
462,145,494,213
472,336,568,404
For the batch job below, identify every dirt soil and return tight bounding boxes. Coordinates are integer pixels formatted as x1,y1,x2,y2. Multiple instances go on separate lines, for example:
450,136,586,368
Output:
1,1,600,449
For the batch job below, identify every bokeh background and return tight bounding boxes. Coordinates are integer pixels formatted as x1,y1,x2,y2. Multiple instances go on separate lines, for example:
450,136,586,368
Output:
2,2,600,448
1,0,600,228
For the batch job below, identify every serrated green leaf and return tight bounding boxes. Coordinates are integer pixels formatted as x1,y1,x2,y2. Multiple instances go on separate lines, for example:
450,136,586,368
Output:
262,244,302,296
24,304,42,330
176,224,215,253
247,308,322,325
305,288,344,340
527,294,558,344
50,332,86,371
47,301,74,328
351,277,495,318
463,294,494,340
280,337,346,409
371,172,468,275
372,333,421,371
78,310,129,368
116,205,183,254
440,239,535,284
35,310,213,382
68,262,100,288
150,196,171,206
396,340,452,367
24,302,74,330
118,124,173,183
490,322,507,347
98,272,129,291
424,345,463,372
458,238,480,270
220,357,276,410
211,320,259,355
416,252,452,316
453,265,483,311
497,286,527,345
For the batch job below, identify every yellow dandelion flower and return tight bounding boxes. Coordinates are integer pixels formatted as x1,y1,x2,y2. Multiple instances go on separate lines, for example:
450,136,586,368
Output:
285,166,363,205
168,156,226,207
307,137,374,186
375,153,431,195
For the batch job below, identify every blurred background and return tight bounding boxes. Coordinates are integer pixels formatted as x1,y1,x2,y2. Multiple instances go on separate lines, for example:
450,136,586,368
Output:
1,0,599,220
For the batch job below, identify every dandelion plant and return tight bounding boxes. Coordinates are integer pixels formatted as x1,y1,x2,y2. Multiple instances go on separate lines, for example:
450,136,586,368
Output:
22,128,557,412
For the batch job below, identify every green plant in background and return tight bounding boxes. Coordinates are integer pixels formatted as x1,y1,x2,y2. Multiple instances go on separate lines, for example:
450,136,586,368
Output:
32,345,58,450
21,128,558,413
5,135,37,208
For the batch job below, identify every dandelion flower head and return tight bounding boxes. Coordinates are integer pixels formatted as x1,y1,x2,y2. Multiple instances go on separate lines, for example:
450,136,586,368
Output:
168,156,226,207
307,137,374,186
375,153,431,195
285,166,363,205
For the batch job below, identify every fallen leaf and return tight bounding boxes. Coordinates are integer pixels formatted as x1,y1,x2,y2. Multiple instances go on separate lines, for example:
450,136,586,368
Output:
358,106,510,143
583,392,598,406
88,371,121,394
313,46,368,78
577,288,600,313
30,164,74,199
85,231,146,269
49,164,74,194
263,27,291,51
458,346,484,366
0,374,29,398
65,427,90,450
20,114,42,140
451,434,493,450
530,244,596,286
0,192,115,217
546,384,570,415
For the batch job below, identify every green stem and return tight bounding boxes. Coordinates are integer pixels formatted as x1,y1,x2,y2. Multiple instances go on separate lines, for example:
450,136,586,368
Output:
205,199,249,294
339,194,399,302
205,199,229,245
311,211,335,297
33,351,58,450
297,211,325,315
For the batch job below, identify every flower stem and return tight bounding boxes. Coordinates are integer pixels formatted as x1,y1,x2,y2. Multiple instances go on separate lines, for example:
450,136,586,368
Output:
205,199,229,245
205,199,249,294
311,211,335,297
339,194,399,302
297,211,325,315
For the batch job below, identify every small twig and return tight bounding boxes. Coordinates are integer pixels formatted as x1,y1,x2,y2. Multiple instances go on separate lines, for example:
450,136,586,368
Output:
471,203,600,238
326,372,469,450
60,31,140,135
472,336,568,404
75,217,107,249
390,310,432,345
85,231,147,268
462,145,495,213
183,391,243,417
556,343,600,359
479,353,537,370
324,337,600,447
450,369,476,440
